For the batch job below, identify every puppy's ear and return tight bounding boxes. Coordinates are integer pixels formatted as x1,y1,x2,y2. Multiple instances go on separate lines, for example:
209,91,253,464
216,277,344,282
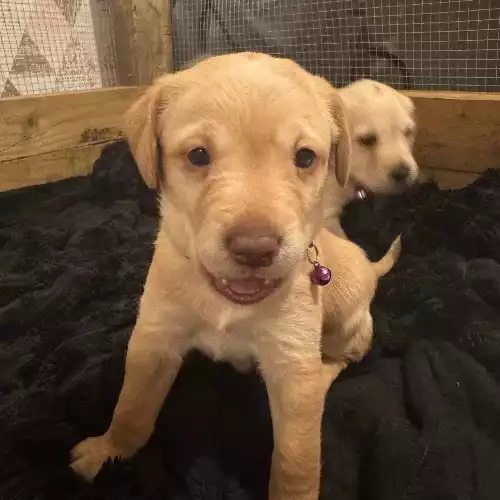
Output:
123,76,171,188
312,76,352,188
328,91,352,188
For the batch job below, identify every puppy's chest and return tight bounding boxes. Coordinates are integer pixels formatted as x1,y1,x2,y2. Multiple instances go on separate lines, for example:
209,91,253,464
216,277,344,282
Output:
188,278,321,363
190,322,257,362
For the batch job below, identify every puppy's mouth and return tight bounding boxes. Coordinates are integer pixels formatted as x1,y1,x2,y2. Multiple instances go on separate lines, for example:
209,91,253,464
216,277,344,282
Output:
210,274,282,305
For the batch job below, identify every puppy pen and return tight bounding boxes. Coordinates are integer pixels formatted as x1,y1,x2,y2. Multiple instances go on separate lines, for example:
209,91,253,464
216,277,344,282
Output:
0,0,499,191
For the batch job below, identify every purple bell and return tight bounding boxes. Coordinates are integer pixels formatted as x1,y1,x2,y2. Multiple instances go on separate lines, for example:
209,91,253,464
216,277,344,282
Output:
310,264,332,286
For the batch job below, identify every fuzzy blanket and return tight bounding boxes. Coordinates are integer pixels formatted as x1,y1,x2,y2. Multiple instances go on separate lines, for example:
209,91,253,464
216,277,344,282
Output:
2,141,500,500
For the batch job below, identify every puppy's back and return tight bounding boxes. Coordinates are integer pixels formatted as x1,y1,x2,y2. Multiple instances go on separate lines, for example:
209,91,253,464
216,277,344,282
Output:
318,229,378,317
318,229,400,318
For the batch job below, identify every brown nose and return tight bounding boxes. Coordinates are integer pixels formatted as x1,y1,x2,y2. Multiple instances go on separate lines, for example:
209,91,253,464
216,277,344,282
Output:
226,225,281,268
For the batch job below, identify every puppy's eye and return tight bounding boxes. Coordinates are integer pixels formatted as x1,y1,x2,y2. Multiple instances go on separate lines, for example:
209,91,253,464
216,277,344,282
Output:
187,147,210,166
294,148,316,169
358,134,377,147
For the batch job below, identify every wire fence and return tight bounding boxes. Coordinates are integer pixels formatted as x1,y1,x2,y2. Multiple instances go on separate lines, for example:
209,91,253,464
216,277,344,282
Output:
2,1,498,96
173,0,500,91
0,0,117,97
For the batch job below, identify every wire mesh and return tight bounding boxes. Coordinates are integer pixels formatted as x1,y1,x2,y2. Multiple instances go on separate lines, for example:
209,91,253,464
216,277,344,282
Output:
0,0,118,97
173,0,500,92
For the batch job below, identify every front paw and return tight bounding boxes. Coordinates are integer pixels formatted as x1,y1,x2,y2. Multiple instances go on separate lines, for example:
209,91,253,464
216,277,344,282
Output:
70,435,121,482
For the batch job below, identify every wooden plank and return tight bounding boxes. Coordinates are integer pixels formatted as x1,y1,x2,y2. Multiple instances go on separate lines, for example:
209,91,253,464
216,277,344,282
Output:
111,1,136,86
402,90,500,174
421,167,479,190
0,86,145,163
405,90,500,101
113,0,173,86
133,0,174,84
0,144,103,191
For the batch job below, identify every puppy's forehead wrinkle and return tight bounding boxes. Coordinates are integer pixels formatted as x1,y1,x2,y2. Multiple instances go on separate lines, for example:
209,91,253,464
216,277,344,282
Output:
170,101,329,155
168,65,328,126
350,102,413,134
201,90,316,127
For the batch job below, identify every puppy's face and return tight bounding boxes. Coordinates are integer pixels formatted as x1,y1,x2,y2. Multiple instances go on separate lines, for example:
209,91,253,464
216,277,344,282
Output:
124,53,350,305
340,79,418,196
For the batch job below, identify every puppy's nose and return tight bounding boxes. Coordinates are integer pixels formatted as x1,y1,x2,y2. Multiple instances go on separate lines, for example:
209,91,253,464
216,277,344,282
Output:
391,164,411,184
226,225,281,268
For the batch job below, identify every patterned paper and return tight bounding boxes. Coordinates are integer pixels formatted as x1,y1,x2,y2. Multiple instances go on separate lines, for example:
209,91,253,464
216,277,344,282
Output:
0,0,117,96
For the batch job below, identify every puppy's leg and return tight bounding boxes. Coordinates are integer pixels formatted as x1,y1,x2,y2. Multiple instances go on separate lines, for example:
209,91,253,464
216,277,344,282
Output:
261,355,326,500
322,308,373,363
71,280,194,481
258,296,328,500
321,360,346,392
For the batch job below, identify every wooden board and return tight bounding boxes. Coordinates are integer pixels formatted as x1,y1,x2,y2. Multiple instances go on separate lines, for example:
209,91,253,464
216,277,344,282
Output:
403,90,500,174
0,144,103,191
113,0,173,86
0,0,173,191
0,86,147,191
2,84,496,192
0,86,145,164
421,167,479,190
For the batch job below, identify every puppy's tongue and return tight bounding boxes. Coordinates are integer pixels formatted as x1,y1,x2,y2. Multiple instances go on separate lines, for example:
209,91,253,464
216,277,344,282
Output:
225,277,268,295
211,273,281,304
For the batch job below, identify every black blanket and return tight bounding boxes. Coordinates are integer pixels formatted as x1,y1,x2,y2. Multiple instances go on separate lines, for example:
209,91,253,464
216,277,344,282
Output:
2,141,500,500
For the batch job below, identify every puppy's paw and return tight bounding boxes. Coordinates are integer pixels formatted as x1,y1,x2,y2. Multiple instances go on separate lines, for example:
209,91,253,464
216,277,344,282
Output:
70,435,120,482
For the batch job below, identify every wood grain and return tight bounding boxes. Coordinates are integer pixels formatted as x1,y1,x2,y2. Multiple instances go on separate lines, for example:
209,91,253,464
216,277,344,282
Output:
0,144,103,191
403,91,500,174
113,0,173,86
0,86,145,164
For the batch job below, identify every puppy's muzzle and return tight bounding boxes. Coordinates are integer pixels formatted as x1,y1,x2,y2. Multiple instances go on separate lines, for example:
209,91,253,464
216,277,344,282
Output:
226,224,282,268
391,163,412,185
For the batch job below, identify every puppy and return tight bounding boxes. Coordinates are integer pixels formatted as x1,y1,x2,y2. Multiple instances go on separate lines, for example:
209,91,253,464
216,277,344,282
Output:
319,230,401,367
70,52,351,500
324,79,418,235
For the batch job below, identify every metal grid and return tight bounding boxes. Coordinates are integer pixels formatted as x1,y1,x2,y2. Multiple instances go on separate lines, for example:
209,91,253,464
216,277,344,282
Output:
173,0,500,92
0,0,118,97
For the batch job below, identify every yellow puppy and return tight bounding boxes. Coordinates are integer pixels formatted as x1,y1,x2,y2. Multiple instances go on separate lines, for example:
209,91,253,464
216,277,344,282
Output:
324,79,417,236
320,230,401,370
70,52,351,500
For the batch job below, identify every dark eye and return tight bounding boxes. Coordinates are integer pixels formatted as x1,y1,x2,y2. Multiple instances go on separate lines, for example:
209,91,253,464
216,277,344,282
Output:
294,148,316,169
187,147,210,166
358,134,377,147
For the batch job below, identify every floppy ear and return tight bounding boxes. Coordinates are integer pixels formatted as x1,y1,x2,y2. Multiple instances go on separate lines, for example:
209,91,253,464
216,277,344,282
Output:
123,78,168,188
328,91,351,188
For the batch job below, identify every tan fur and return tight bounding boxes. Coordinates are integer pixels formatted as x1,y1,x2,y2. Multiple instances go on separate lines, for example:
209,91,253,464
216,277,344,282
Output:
70,52,353,500
324,79,418,231
318,231,401,363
